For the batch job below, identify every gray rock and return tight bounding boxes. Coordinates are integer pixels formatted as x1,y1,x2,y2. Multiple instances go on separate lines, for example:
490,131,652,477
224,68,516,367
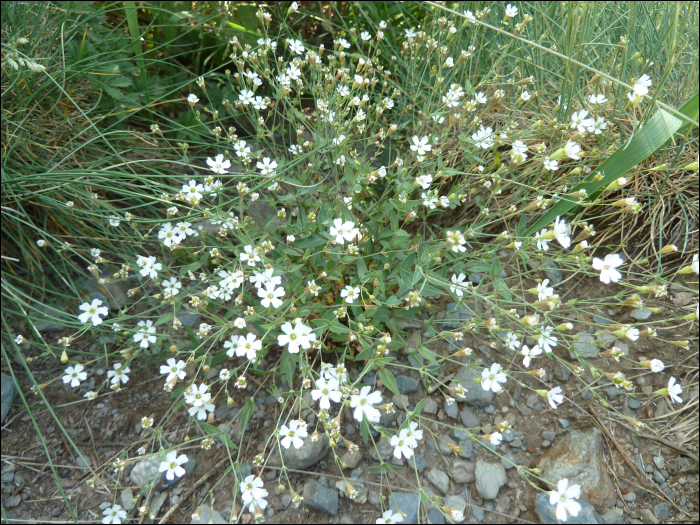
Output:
460,407,480,428
472,507,485,521
268,433,329,470
427,468,450,495
120,488,134,512
474,461,506,500
542,431,557,442
336,480,368,504
639,509,659,525
389,492,420,524
1,375,19,423
601,508,624,524
422,397,438,414
654,502,669,519
542,261,563,285
653,470,664,483
653,455,665,469
370,437,395,461
628,398,642,409
4,494,22,508
500,452,516,470
303,479,338,516
443,303,475,330
593,315,614,325
630,308,652,321
396,375,419,394
340,449,362,469
448,460,475,483
369,491,381,505
428,507,446,524
453,366,493,407
454,428,468,442
623,492,636,502
178,312,200,327
570,334,599,359
32,301,70,332
444,400,459,419
146,492,167,523
535,492,603,524
75,455,93,469
408,454,429,472
469,273,482,285
596,331,617,349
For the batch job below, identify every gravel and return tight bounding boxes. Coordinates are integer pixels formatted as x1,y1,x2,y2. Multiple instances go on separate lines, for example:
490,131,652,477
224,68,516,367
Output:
302,479,338,516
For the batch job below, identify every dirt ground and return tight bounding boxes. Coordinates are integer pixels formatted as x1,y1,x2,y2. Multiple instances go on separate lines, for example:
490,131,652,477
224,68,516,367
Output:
2,268,698,524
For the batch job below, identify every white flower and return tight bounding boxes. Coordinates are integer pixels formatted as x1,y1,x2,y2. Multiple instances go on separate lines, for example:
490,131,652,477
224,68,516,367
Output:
258,284,285,309
160,359,186,383
649,359,664,373
102,504,127,524
287,38,305,55
520,345,542,368
162,277,182,296
350,386,382,423
587,117,608,135
472,126,494,149
311,377,342,410
450,273,471,297
520,91,531,101
415,174,433,189
279,419,307,449
84,391,97,400
62,364,87,388
481,363,507,393
237,333,262,361
549,479,582,522
390,427,415,460
329,218,359,245
409,135,432,156
667,377,683,404
240,475,268,510
543,157,558,171
206,153,231,174
504,332,520,351
535,229,551,251
537,279,554,301
553,216,571,248
233,140,250,158
277,321,316,354
446,230,466,252
570,110,593,133
592,253,624,284
239,89,255,105
624,326,640,341
340,285,360,304
633,74,652,96
564,141,581,160
588,94,608,105
547,387,564,409
377,509,404,524
538,326,558,353
406,421,423,444
240,245,261,267
234,317,246,329
133,320,157,348
159,451,188,480
187,94,199,105
78,298,109,326
136,255,162,279
691,254,698,274
107,363,130,385
505,4,518,17
256,157,278,175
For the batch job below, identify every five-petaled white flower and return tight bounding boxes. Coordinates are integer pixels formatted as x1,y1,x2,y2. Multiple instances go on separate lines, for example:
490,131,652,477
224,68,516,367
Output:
667,377,683,404
311,377,342,409
162,277,182,296
537,279,554,301
206,154,230,175
538,326,558,353
277,320,316,354
520,345,542,368
159,451,188,480
240,245,261,267
505,4,518,18
446,230,466,252
535,229,551,251
592,253,624,284
415,174,433,189
481,363,507,393
350,386,382,423
160,358,186,383
258,283,285,309
376,509,404,524
133,320,157,348
279,419,307,449
553,216,571,248
547,387,564,409
409,135,432,156
107,363,130,385
340,285,360,304
472,126,494,149
102,504,127,524
543,157,559,171
62,364,87,388
390,427,416,460
450,273,471,297
504,332,520,351
78,298,109,326
329,218,359,245
549,479,582,522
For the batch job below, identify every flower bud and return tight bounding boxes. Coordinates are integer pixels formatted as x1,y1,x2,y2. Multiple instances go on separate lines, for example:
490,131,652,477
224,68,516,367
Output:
520,314,539,327
658,244,678,255
61,350,68,363
555,322,573,331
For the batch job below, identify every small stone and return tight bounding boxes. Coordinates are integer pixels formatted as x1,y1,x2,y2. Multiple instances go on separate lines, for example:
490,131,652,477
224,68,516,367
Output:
460,406,480,428
75,455,93,469
593,315,614,325
428,508,446,524
196,506,225,524
427,468,450,495
542,440,551,447
542,261,563,285
268,433,330,470
640,508,659,524
474,461,506,500
303,480,338,516
654,503,670,520
369,491,381,505
542,431,557,441
4,494,22,508
120,489,134,511
628,399,642,409
408,455,429,472
601,508,624,524
340,450,362,469
444,401,459,419
623,492,636,502
653,455,665,469
500,452,516,470
472,507,485,521
370,437,394,461
653,470,665,484
422,397,438,414
630,308,652,321
396,375,419,394
453,366,493,407
389,493,420,524
571,334,599,359
447,460,475,483
1,375,19,424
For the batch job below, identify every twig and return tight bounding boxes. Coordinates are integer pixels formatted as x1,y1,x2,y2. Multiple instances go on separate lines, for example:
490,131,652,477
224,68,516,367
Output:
636,432,699,462
587,403,651,489
157,455,229,524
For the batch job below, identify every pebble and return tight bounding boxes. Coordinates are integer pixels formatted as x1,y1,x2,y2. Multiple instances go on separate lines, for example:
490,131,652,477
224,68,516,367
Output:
444,401,459,419
653,455,665,469
302,479,338,516
453,366,493,407
542,431,557,441
389,493,420,524
571,334,599,358
654,502,670,519
130,456,196,489
472,507,484,521
408,455,429,472
427,468,450,495
601,508,624,524
593,315,614,325
460,407,480,428
628,398,642,409
653,470,664,483
447,460,475,483
268,433,330,470
120,489,134,511
427,508,446,524
474,461,506,500
395,375,419,394
542,261,563,284
195,505,225,524
500,452,516,470
422,397,438,414
4,494,22,508
640,508,659,524
623,491,636,502
630,308,652,320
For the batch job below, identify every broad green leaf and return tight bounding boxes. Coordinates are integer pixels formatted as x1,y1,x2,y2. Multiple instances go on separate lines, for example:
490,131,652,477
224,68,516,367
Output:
240,397,255,434
360,418,370,444
378,367,400,398
297,235,328,249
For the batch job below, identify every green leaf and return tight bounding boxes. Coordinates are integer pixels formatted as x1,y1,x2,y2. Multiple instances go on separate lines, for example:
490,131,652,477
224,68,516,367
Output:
360,417,370,444
489,259,501,280
240,397,255,434
367,463,404,473
377,367,400,398
297,235,328,249
200,422,237,449
414,398,426,415
281,351,296,386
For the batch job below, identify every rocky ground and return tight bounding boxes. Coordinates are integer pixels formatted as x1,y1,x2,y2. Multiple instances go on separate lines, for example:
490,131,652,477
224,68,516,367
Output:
2,267,698,524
